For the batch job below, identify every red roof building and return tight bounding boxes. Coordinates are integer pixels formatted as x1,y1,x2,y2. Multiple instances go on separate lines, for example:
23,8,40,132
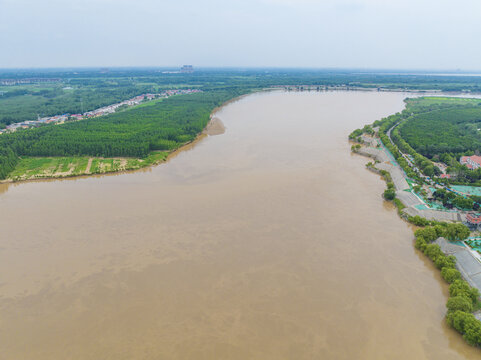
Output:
460,155,481,170
466,213,481,225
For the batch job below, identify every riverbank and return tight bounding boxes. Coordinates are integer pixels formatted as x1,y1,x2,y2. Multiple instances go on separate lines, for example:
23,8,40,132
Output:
0,92,248,184
351,99,481,349
354,135,461,222
352,118,481,292
0,152,169,183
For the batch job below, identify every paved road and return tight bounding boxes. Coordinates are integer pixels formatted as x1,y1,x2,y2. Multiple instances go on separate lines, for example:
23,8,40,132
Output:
436,238,481,292
356,139,463,222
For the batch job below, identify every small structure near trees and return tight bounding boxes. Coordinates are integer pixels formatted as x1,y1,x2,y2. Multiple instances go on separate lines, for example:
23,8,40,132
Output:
466,212,481,230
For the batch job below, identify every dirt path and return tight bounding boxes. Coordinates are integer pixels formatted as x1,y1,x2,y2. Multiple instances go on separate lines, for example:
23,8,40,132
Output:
85,158,93,173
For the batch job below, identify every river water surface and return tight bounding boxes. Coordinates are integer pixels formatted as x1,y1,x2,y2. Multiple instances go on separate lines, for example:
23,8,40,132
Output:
1,91,480,359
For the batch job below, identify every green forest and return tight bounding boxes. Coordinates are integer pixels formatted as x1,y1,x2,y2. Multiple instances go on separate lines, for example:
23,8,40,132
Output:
0,83,154,127
0,89,247,179
399,104,481,157
356,97,481,183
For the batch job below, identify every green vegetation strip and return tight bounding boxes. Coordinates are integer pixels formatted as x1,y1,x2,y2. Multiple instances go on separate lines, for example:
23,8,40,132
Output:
415,226,481,347
353,117,481,348
6,152,169,181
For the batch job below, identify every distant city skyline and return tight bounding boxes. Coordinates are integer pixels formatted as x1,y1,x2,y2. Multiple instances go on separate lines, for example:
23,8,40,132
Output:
1,0,481,70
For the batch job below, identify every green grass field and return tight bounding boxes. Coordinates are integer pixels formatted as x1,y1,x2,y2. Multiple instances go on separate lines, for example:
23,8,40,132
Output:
407,96,481,111
7,151,169,181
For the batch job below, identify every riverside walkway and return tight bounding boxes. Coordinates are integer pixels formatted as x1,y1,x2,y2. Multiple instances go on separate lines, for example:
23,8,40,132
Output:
356,135,461,222
356,134,481,307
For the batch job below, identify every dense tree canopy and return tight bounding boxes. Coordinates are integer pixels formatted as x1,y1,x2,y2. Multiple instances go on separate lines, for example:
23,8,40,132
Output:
0,89,247,179
400,106,481,157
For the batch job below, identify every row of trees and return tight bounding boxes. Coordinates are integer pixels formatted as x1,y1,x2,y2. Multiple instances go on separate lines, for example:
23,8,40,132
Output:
374,135,481,348
374,113,420,180
0,147,18,179
414,224,481,346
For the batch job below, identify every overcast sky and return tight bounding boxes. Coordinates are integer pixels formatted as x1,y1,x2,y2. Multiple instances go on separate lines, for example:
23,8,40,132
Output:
1,0,481,70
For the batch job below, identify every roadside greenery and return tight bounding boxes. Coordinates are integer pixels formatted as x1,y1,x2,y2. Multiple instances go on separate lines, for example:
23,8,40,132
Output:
349,125,374,140
373,152,481,348
414,224,481,347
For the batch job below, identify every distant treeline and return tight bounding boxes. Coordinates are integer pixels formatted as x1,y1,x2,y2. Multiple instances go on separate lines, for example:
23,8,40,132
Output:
0,89,247,179
2,69,481,127
0,85,152,127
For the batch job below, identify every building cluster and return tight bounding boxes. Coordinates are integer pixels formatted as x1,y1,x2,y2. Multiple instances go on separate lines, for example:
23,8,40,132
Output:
466,213,481,230
0,89,202,135
0,78,60,86
460,155,481,170
180,65,194,73
162,65,195,74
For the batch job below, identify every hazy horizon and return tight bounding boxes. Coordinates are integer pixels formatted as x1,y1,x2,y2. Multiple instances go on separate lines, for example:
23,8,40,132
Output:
1,0,481,70
2,66,481,74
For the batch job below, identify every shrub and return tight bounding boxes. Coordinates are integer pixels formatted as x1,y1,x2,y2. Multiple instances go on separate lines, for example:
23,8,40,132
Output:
449,280,480,304
434,255,456,270
415,227,438,242
349,128,363,139
433,224,446,238
444,223,471,241
441,268,462,283
464,317,481,346
446,310,481,346
408,215,429,227
383,188,396,200
447,296,474,313
424,244,443,261
415,236,427,252
392,198,406,213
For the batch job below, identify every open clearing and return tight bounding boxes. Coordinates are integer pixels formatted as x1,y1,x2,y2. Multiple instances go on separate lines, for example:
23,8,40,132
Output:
6,152,168,182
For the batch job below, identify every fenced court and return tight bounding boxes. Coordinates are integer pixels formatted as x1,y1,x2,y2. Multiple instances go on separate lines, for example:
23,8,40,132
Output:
451,185,481,197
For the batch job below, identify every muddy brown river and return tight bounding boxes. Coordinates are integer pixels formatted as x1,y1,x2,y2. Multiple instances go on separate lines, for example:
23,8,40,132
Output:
1,91,480,359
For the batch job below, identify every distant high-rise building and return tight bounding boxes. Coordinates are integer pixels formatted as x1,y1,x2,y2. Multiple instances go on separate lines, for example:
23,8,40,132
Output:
181,65,194,73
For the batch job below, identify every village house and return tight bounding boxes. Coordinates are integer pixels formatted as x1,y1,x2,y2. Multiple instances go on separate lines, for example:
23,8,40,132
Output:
466,212,481,230
460,155,481,170
0,90,200,136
